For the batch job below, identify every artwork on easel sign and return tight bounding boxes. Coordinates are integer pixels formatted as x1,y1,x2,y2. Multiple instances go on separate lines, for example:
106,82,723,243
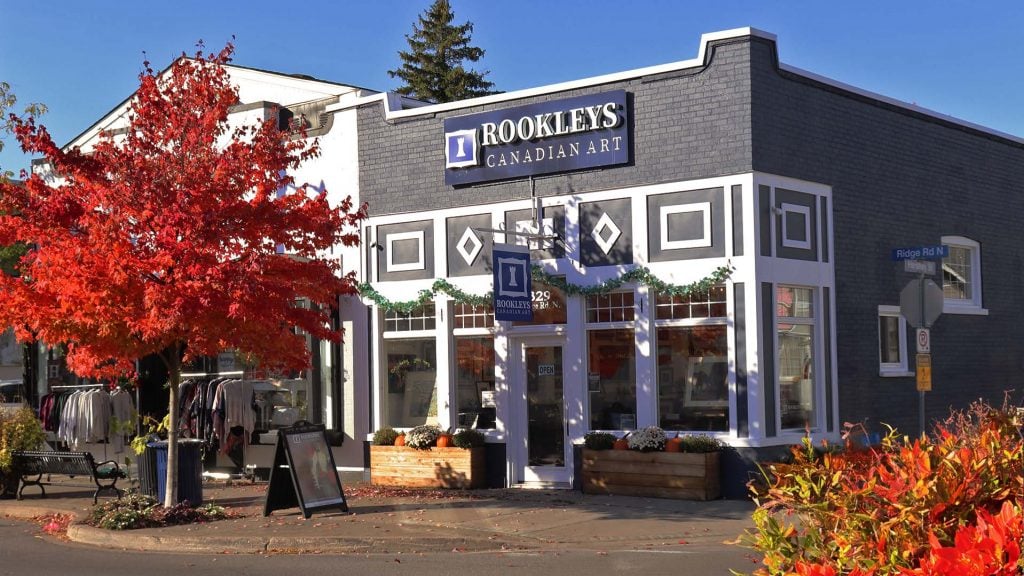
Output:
263,421,347,519
684,356,729,408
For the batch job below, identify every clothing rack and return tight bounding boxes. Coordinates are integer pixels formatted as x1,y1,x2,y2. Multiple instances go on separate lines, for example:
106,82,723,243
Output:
43,384,133,460
178,373,254,480
50,384,107,390
180,371,244,378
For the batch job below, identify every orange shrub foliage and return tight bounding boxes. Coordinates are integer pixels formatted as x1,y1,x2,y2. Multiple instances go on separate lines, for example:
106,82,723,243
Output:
743,401,1024,576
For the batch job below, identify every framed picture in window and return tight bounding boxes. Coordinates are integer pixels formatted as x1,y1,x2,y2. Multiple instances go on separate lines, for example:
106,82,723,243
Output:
684,356,728,407
403,371,437,422
657,367,673,386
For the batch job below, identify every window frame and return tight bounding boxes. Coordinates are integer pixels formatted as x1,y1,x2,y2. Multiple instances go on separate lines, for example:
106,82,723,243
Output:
651,286,731,433
877,305,911,377
380,301,439,429
940,235,986,314
775,285,818,433
584,289,638,431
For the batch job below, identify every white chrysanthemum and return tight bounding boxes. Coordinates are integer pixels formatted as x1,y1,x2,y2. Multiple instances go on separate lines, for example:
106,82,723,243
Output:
627,426,666,452
405,424,442,449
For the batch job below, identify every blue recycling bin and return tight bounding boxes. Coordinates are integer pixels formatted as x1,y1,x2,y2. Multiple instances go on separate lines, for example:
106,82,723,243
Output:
149,439,204,505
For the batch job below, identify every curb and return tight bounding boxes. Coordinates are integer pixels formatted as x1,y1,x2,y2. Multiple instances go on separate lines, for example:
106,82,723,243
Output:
65,523,529,554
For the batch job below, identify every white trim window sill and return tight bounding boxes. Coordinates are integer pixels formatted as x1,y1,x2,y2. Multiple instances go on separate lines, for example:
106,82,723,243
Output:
942,305,989,316
880,370,915,378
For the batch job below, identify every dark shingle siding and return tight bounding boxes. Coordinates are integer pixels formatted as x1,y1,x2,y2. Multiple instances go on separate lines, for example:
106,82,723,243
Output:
749,36,1024,435
357,38,755,216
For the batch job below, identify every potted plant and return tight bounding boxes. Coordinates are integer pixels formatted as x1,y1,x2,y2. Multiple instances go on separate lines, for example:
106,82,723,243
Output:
581,426,724,500
0,406,46,497
370,425,486,489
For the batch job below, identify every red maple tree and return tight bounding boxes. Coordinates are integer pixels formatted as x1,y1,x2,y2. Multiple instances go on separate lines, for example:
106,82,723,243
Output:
0,43,365,507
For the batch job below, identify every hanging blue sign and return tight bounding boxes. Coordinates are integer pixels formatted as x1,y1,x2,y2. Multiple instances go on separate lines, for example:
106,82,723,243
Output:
444,90,630,186
492,244,532,322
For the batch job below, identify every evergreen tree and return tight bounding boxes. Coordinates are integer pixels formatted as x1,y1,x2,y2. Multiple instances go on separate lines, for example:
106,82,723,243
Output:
388,0,498,103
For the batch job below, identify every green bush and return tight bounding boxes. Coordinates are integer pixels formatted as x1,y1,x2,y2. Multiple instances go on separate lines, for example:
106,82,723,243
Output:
0,406,46,474
86,492,228,530
583,431,616,450
452,428,485,448
87,492,160,530
372,427,400,446
677,434,725,453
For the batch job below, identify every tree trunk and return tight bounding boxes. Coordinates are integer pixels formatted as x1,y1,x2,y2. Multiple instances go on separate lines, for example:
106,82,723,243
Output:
163,349,181,508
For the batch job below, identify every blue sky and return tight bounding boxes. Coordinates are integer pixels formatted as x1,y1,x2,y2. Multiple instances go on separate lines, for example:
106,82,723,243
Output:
2,1,1022,174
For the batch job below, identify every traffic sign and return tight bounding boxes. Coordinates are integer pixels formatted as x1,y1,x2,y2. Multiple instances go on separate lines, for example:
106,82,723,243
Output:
891,245,949,261
900,278,943,328
904,259,936,275
916,354,932,392
916,328,930,353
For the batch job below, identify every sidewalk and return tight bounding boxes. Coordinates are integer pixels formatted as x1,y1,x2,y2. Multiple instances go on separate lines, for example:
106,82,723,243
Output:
0,475,758,556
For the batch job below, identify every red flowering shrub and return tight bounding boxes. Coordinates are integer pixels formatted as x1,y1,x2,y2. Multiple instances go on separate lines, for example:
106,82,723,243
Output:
900,500,1022,576
742,401,1024,576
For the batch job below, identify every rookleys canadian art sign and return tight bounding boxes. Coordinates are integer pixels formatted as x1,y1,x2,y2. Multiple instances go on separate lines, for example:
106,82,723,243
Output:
444,90,630,185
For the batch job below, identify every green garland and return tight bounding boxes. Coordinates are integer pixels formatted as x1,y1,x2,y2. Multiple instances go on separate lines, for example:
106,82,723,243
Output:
358,264,733,313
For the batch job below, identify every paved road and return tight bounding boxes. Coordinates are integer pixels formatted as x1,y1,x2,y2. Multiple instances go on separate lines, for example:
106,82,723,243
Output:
0,518,760,576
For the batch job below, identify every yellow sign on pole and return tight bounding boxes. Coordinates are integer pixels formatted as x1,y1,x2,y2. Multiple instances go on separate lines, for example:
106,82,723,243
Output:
916,353,932,392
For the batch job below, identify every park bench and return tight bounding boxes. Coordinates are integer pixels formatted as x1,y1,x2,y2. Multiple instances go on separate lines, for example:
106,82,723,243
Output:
12,450,124,504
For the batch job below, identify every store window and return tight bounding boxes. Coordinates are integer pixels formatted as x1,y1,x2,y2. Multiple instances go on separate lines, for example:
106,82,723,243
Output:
383,302,437,428
777,286,815,431
655,287,729,432
585,292,636,430
513,278,567,326
941,236,984,313
878,305,909,376
452,304,496,430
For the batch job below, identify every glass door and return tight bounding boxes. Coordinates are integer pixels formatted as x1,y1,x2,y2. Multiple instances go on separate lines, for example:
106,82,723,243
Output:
512,340,571,486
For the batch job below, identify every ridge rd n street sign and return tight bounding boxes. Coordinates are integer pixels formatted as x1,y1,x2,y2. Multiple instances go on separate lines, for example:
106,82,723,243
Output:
891,245,949,261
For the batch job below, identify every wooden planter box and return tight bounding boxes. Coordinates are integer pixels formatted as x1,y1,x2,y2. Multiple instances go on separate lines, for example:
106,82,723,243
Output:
370,446,485,489
581,448,721,500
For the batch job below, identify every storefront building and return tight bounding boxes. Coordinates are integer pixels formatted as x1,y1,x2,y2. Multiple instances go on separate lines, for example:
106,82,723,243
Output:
35,28,1024,498
342,28,1024,497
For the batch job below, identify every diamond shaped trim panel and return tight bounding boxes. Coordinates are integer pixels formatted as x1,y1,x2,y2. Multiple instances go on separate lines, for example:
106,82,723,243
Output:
456,227,483,266
591,212,621,255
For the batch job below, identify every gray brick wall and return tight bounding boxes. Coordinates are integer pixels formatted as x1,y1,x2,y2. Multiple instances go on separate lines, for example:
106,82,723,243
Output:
356,38,755,216
749,36,1024,436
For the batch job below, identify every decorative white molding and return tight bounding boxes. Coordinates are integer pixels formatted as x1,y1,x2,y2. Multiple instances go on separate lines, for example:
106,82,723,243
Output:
660,202,711,250
386,230,425,272
780,203,812,250
327,27,1023,149
591,212,621,255
456,227,483,266
514,217,554,250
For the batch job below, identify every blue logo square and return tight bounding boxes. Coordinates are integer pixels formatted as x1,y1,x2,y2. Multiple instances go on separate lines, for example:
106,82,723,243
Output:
445,129,479,168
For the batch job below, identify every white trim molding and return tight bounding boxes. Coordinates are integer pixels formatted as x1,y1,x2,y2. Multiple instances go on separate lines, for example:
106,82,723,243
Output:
780,203,812,250
877,305,912,377
940,235,987,315
386,230,425,272
660,202,712,250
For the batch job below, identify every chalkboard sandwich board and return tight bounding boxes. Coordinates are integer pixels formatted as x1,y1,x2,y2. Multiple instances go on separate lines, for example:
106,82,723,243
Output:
263,421,348,518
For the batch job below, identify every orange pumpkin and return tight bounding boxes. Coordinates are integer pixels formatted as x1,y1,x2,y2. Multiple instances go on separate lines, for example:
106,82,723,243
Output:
437,432,453,448
394,433,407,447
613,433,630,450
665,433,683,453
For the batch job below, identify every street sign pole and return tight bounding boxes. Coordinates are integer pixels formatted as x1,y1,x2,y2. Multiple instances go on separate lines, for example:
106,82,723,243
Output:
918,272,927,438
894,244,945,438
